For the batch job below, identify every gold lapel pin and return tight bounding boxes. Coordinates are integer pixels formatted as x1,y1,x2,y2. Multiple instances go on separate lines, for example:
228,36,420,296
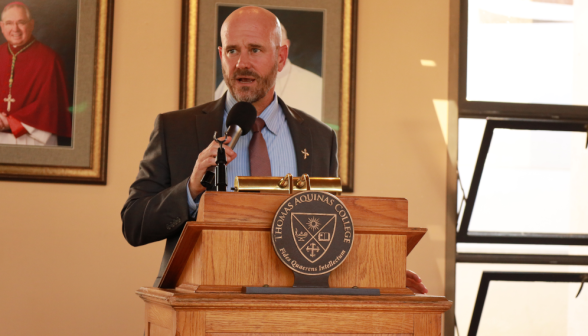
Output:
302,149,309,159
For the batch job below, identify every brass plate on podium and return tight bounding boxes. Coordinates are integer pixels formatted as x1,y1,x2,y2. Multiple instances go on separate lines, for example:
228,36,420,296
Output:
234,174,342,194
272,191,354,275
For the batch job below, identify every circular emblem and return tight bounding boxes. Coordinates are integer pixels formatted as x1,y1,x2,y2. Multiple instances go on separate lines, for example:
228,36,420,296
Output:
271,191,354,276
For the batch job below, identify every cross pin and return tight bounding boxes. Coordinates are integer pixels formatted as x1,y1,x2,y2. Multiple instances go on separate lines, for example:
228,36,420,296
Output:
4,94,15,112
301,148,309,159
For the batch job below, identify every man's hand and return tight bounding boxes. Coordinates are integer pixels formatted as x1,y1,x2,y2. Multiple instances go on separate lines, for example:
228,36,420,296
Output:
188,136,237,198
406,269,428,294
0,113,10,132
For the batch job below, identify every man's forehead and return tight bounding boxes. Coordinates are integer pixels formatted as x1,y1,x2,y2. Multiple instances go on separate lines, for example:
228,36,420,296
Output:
2,6,28,20
221,21,274,46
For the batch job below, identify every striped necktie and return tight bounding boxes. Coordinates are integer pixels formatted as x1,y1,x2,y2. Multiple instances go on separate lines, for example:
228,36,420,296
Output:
249,118,271,176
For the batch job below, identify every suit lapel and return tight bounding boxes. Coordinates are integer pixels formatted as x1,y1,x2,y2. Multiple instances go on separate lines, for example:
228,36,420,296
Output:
279,98,313,176
195,94,226,152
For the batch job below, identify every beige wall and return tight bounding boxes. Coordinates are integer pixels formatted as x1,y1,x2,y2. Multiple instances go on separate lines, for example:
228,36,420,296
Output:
0,0,455,335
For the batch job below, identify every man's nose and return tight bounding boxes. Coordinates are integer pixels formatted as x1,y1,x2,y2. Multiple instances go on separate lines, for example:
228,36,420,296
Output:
235,53,251,69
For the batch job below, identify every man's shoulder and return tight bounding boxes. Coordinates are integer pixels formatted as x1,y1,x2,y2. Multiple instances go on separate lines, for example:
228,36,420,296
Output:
157,98,223,127
30,40,60,58
283,102,333,135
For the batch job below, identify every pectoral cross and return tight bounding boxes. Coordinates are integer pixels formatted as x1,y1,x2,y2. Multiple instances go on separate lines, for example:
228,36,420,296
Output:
306,243,320,257
4,94,14,112
302,148,309,159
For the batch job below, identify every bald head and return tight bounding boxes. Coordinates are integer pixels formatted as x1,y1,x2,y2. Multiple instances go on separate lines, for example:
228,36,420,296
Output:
220,6,281,49
217,6,289,112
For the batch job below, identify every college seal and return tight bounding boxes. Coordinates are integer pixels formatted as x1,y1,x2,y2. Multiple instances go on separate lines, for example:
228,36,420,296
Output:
271,191,354,276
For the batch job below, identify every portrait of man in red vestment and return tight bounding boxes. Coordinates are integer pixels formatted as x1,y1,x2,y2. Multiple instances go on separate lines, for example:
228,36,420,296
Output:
0,1,72,146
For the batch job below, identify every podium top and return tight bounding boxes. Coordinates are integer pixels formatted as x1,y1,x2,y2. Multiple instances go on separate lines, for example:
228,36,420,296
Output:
197,192,409,228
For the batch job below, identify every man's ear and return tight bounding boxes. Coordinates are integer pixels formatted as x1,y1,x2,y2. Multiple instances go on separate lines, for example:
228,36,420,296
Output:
218,46,223,60
30,19,35,31
277,44,288,72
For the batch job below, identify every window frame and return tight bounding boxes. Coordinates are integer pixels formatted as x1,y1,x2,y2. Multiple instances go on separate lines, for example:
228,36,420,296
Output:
467,271,588,336
458,0,588,121
457,118,588,246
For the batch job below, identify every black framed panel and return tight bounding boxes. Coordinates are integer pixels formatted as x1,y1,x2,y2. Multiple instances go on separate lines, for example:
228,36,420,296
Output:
468,272,588,336
458,0,588,121
457,118,588,245
457,253,588,266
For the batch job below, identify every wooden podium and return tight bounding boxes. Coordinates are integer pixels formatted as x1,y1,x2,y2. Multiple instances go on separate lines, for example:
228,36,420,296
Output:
137,192,451,336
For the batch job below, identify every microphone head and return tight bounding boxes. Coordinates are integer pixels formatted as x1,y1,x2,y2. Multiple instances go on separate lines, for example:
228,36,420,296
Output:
226,102,257,135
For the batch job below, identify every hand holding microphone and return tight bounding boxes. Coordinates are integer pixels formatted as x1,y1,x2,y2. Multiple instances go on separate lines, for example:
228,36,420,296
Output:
188,102,257,197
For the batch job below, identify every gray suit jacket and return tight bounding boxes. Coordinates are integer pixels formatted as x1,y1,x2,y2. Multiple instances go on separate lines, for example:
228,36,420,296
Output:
121,95,338,287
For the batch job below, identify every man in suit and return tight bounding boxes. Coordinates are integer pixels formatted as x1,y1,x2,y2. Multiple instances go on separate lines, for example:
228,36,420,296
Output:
121,6,337,287
121,6,428,295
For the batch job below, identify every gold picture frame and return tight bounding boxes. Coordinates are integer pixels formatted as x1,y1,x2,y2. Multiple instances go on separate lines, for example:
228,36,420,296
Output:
179,0,357,191
0,0,114,184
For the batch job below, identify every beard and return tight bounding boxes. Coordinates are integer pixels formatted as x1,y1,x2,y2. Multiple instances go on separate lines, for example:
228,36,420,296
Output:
222,60,278,103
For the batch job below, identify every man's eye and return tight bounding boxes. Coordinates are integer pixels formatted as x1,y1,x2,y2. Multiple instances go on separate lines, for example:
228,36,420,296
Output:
252,48,261,53
227,49,236,54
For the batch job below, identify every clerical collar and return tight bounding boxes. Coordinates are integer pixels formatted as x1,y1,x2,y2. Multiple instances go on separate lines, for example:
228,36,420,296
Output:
9,39,35,53
224,91,282,136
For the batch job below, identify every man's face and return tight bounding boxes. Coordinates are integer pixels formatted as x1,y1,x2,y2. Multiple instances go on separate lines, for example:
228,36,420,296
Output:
1,7,34,47
218,19,285,103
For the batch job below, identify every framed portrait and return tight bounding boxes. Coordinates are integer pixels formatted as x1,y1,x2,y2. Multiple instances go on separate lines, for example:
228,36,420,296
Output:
0,0,114,184
180,0,357,191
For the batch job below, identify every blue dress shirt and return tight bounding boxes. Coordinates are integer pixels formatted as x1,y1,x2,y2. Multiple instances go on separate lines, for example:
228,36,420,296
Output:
187,92,298,217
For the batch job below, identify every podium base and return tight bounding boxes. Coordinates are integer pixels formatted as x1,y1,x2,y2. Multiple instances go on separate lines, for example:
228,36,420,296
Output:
244,286,380,295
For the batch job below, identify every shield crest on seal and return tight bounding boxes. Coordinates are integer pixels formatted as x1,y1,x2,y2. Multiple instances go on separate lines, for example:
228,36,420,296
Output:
291,213,336,263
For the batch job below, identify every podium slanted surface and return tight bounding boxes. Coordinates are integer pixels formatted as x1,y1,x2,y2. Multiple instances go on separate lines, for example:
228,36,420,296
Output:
137,192,451,336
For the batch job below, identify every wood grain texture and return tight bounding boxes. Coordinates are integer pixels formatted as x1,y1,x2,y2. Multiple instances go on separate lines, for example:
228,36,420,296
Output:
197,192,408,228
330,234,406,288
137,288,452,314
208,334,412,336
177,230,294,287
148,323,172,336
176,231,408,289
160,193,424,289
146,302,174,330
162,223,425,288
176,284,244,293
414,314,442,336
159,224,203,288
140,193,449,336
176,310,205,336
205,310,414,334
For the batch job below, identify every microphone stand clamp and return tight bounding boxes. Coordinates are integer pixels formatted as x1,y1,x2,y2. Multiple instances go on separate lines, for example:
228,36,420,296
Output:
200,132,229,192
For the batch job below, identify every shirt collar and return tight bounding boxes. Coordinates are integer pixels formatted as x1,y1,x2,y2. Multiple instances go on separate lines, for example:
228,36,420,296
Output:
224,91,282,136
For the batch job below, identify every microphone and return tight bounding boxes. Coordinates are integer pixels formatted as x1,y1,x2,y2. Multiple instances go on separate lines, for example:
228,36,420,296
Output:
225,102,257,148
200,102,257,190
